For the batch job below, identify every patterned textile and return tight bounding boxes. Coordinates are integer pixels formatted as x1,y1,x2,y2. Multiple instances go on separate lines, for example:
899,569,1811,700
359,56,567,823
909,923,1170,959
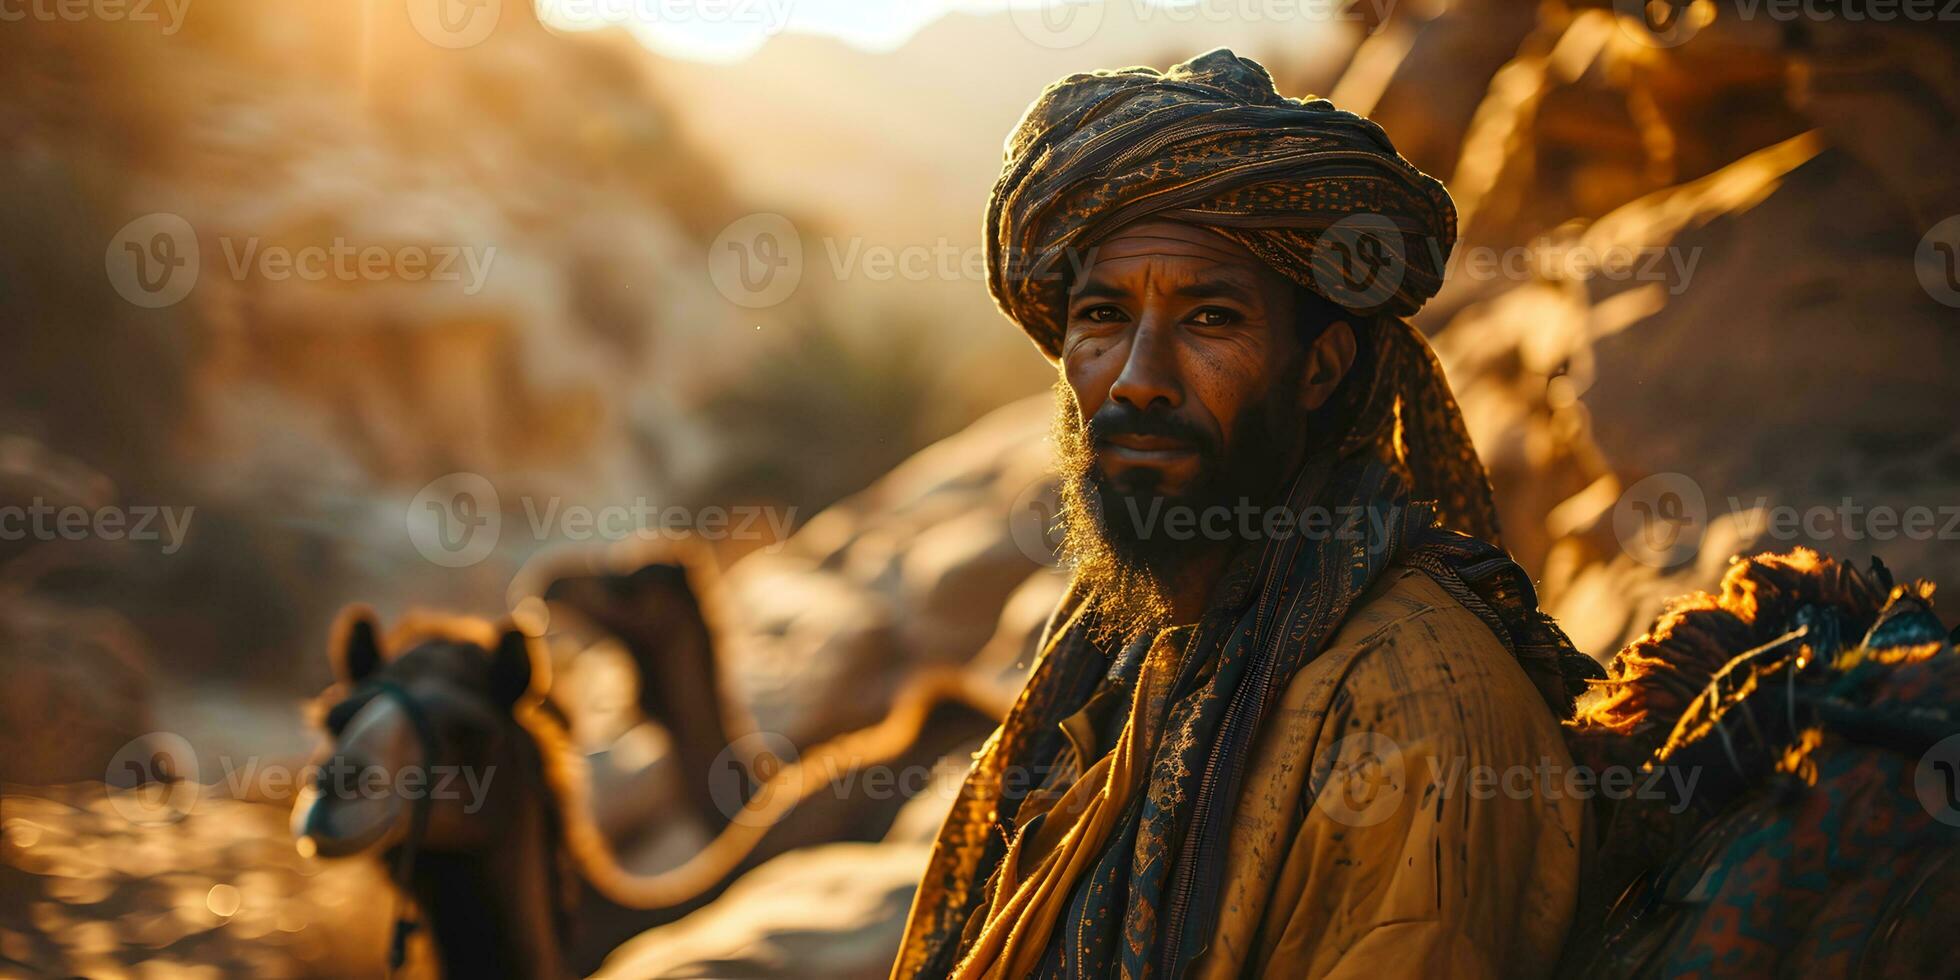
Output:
985,48,1453,351
1569,565,1960,977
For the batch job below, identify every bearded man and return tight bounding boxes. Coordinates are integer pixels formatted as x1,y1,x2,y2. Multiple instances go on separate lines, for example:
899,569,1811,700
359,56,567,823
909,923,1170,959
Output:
891,50,1604,979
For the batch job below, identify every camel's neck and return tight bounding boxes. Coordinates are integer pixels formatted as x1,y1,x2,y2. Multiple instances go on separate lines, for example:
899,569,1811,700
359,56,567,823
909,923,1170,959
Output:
611,605,751,829
408,806,568,979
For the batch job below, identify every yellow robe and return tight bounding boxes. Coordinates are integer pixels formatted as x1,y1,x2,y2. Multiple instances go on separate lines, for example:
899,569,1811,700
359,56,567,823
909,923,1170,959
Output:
947,566,1583,978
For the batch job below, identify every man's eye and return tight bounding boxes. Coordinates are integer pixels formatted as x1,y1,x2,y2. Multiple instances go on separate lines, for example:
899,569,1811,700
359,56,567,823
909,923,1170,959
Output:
1189,307,1240,327
1078,305,1127,324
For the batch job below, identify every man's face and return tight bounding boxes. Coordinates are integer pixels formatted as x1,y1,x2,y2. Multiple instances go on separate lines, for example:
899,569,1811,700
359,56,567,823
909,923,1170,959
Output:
1059,219,1309,530
1051,218,1356,635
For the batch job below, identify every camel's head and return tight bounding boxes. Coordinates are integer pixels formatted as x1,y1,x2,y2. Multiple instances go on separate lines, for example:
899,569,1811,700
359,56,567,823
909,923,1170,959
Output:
540,558,705,639
294,608,549,860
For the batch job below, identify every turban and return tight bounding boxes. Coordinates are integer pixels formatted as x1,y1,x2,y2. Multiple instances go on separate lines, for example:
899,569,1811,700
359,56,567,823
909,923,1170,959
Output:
985,47,1456,357
984,48,1497,545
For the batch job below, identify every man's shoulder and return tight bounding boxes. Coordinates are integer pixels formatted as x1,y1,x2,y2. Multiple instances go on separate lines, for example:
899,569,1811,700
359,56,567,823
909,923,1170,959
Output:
1316,564,1550,732
1324,564,1507,661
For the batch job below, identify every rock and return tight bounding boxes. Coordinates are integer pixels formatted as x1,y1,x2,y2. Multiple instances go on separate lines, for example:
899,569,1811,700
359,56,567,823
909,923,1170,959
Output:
594,843,929,980
713,396,1053,747
1433,107,1960,658
0,597,155,786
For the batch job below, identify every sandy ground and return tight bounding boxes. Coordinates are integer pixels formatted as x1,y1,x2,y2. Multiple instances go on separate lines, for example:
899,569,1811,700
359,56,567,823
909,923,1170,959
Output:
0,783,406,978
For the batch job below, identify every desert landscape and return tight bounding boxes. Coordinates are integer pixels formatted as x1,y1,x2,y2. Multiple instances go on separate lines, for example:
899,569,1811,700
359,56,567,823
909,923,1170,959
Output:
3,0,1958,975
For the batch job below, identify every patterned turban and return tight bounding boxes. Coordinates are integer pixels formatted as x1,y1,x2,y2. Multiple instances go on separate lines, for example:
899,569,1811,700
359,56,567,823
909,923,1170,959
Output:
986,48,1499,546
985,47,1456,357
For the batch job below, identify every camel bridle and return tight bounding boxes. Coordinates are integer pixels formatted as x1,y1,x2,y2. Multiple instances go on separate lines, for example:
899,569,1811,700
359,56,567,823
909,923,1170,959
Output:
360,678,440,977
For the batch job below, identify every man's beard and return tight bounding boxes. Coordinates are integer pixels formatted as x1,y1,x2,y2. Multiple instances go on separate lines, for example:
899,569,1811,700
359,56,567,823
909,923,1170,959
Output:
1051,377,1302,644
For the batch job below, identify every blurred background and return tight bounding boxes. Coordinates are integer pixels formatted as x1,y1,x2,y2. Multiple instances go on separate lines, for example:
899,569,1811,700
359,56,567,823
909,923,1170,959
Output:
2,0,1957,975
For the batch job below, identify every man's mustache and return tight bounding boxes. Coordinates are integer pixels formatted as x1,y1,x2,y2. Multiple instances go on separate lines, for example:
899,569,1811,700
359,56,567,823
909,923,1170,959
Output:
1085,403,1218,456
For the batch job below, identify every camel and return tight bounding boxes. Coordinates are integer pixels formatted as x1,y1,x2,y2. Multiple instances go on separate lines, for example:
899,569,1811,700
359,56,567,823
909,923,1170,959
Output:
540,557,743,833
1560,548,1960,976
293,611,581,978
294,562,1006,977
538,551,1006,860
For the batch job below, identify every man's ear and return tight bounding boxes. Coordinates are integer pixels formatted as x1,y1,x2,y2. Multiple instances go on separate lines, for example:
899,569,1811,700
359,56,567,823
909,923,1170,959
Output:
1297,319,1357,411
489,627,538,709
332,606,383,686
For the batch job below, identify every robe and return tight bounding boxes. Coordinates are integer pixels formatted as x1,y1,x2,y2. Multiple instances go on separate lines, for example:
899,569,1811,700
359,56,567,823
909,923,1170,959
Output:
940,565,1583,978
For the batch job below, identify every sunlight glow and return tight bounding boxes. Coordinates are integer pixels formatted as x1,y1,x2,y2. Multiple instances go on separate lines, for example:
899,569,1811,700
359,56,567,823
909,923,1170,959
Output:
537,0,1218,63
537,0,976,62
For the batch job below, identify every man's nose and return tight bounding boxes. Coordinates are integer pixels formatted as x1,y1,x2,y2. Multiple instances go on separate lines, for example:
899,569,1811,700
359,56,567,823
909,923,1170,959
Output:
1108,317,1182,412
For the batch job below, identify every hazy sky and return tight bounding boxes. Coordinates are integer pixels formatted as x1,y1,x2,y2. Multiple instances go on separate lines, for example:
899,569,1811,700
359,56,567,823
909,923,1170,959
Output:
540,0,1117,61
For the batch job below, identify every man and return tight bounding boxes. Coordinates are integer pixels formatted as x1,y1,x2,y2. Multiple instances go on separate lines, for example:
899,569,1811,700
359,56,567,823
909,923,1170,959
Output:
892,50,1601,979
